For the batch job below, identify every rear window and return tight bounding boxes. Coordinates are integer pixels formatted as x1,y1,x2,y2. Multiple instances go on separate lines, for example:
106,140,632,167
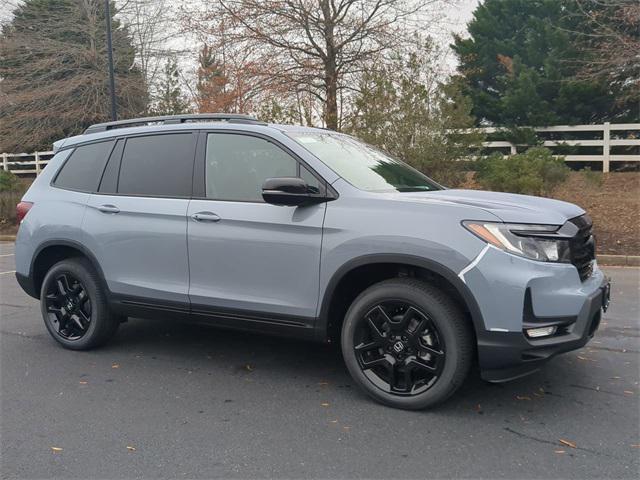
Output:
117,133,195,197
53,141,114,192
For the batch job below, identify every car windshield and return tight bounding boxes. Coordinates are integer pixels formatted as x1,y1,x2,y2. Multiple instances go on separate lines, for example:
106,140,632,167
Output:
287,132,442,192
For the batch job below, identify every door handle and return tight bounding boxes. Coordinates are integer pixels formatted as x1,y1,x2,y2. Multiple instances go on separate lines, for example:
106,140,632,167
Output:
97,204,120,214
191,211,221,222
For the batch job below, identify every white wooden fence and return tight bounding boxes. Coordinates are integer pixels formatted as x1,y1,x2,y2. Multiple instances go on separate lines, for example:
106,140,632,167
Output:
2,122,639,175
1,151,54,176
480,122,640,172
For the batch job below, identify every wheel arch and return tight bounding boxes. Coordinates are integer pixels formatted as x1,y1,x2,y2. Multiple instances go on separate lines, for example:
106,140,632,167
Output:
317,254,486,343
30,240,108,299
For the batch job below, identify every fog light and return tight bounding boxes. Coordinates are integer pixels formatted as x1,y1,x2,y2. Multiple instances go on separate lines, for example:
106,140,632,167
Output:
526,326,557,338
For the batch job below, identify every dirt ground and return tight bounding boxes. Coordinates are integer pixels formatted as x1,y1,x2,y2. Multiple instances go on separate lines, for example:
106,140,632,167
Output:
2,172,638,255
464,171,640,256
551,171,640,255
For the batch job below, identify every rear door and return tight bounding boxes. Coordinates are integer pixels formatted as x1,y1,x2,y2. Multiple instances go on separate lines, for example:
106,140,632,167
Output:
83,131,196,306
187,131,326,324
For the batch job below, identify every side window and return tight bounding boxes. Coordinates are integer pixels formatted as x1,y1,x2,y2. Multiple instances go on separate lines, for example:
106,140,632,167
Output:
205,133,320,201
53,140,114,192
117,133,195,197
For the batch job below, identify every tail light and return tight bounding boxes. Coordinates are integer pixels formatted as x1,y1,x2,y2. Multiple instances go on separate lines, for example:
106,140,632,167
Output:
16,201,33,224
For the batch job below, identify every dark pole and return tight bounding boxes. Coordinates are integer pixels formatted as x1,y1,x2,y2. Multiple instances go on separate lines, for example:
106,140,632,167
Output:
105,0,117,121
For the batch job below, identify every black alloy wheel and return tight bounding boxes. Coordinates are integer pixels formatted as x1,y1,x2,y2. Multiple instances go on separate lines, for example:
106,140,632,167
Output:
44,272,92,340
354,301,445,396
40,258,119,350
341,278,473,410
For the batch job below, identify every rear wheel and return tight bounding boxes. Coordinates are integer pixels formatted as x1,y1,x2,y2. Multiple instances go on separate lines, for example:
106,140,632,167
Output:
40,258,119,350
341,278,473,410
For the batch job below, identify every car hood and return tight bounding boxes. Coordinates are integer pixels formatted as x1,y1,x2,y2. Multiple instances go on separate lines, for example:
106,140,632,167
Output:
394,189,585,225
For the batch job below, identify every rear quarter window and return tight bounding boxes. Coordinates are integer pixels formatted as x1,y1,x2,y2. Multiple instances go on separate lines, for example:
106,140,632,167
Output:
53,141,115,192
117,133,195,197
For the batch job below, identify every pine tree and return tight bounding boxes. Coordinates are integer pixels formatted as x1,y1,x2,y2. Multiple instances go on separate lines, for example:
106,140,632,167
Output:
452,0,621,126
0,0,148,152
152,57,190,115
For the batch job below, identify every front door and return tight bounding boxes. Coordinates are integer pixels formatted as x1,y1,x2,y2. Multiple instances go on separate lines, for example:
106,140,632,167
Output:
187,132,326,325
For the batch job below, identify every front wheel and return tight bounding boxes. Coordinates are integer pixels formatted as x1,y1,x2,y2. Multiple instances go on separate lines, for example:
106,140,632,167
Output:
341,278,473,410
40,258,119,350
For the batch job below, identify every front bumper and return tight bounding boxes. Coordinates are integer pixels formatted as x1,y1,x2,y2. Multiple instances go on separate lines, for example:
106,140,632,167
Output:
478,276,609,381
461,246,610,382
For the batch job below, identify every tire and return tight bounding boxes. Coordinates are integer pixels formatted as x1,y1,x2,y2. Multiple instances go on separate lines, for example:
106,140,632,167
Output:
40,257,119,350
341,278,473,410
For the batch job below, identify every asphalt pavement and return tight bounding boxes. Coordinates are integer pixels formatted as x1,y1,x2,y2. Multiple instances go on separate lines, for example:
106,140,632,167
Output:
1,241,638,479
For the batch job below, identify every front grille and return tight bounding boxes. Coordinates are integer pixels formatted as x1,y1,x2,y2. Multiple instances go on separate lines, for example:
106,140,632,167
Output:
568,214,595,281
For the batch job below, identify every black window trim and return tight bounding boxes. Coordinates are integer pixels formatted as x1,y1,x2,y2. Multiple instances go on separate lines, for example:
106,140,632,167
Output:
50,139,117,194
193,129,337,204
93,130,199,200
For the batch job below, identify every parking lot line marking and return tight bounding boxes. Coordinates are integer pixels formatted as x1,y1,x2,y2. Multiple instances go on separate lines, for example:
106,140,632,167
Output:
0,270,16,275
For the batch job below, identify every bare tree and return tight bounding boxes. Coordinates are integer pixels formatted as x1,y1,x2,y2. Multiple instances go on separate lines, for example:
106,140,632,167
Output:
116,0,186,111
571,0,639,109
186,0,452,130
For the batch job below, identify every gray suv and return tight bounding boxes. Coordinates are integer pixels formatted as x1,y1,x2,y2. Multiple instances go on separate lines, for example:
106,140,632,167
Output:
15,114,611,410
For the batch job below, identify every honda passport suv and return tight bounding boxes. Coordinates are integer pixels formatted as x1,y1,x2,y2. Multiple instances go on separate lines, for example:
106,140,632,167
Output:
15,114,611,410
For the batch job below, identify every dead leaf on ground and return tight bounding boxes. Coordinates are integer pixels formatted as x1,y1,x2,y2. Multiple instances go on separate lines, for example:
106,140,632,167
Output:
577,356,588,361
245,364,253,372
554,450,565,454
631,444,640,448
321,402,330,407
559,439,577,449
51,447,63,453
111,364,119,369
126,446,136,452
79,381,88,385
516,395,531,401
623,390,634,395
330,420,338,424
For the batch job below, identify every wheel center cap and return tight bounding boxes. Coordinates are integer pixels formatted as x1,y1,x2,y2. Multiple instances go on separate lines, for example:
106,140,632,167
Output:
392,341,405,354
66,300,74,310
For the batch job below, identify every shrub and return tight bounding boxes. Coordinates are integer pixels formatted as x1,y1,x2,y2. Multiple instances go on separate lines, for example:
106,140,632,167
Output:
0,170,19,192
475,147,569,196
0,171,30,227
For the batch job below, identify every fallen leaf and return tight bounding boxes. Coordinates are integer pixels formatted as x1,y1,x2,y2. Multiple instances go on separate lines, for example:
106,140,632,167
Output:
343,426,350,431
623,390,633,395
554,450,565,454
516,395,531,401
126,446,136,452
577,356,588,361
321,402,329,407
559,439,576,449
51,447,63,453
245,364,253,372
330,420,338,424
111,364,119,369
631,444,640,448
79,381,88,385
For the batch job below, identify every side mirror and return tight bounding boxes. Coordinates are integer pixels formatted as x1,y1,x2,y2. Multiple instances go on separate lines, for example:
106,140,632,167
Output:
262,177,327,206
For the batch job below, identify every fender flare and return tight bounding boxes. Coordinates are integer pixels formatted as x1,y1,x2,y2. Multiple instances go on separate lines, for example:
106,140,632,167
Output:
30,239,109,298
316,253,486,341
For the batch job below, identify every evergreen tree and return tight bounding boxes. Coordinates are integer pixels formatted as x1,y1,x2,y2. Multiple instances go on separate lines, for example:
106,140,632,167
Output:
0,0,148,152
152,57,190,115
452,0,622,126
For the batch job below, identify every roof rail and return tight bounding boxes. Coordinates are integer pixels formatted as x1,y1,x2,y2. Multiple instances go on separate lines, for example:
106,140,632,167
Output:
83,113,266,134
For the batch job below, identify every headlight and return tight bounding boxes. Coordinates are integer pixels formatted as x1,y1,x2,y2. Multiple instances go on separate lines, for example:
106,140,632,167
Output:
462,221,571,262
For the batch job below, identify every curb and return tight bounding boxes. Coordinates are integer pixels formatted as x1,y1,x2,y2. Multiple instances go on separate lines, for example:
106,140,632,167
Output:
597,254,640,267
0,234,638,266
